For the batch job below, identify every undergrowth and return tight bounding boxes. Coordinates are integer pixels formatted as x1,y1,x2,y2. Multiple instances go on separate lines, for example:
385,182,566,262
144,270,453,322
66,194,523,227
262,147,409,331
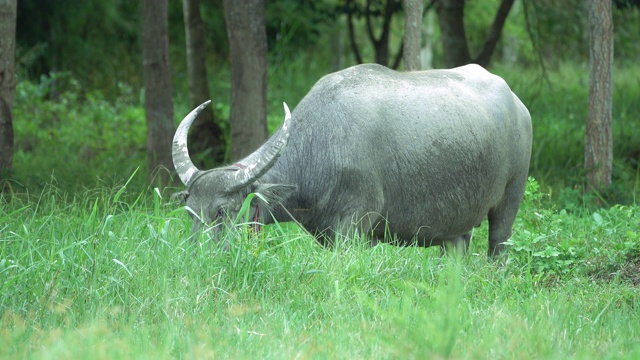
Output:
505,177,640,280
1,176,639,358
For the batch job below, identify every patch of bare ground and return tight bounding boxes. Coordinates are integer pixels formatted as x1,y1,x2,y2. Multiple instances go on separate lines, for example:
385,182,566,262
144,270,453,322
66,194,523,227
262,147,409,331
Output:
591,254,640,287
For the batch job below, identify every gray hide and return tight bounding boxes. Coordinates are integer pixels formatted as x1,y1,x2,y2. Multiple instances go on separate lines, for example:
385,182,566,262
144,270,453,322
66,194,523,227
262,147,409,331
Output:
172,64,532,256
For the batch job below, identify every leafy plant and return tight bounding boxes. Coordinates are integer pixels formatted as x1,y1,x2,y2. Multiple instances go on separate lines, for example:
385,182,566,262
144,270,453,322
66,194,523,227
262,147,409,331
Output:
507,177,640,279
507,177,581,274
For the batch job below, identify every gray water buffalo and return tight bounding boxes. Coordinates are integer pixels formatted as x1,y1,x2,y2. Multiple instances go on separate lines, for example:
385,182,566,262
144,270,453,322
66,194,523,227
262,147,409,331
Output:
172,64,532,256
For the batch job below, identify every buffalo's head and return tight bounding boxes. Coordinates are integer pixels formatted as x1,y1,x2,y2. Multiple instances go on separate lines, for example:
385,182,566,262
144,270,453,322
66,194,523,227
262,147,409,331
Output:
172,101,296,236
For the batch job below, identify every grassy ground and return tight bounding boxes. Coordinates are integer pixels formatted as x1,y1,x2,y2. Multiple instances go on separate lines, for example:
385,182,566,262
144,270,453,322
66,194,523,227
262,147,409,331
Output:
1,178,639,359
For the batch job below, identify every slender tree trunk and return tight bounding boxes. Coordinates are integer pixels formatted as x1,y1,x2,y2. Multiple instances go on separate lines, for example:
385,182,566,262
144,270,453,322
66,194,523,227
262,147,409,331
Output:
474,0,515,67
435,0,471,67
585,0,613,192
143,0,175,185
183,0,225,167
223,0,268,161
403,0,424,70
0,98,12,184
0,0,17,187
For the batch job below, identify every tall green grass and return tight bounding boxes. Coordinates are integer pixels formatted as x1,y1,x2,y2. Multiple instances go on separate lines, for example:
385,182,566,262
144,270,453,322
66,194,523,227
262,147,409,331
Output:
1,177,639,359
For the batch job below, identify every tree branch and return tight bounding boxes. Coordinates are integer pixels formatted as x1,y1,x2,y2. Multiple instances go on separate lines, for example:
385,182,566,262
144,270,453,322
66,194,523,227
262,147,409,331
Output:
346,0,364,64
392,39,404,69
381,0,395,44
365,0,380,46
522,0,548,83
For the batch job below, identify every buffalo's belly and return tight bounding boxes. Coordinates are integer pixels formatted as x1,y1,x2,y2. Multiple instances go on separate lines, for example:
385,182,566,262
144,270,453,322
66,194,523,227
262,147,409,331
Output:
379,180,500,245
381,210,484,246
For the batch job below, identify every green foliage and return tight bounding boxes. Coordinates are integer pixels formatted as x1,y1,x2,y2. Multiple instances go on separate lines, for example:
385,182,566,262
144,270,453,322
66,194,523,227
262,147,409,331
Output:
13,0,640,99
266,0,340,58
614,0,640,9
11,73,148,191
507,177,640,279
522,0,640,66
613,4,640,63
506,178,580,274
16,0,142,98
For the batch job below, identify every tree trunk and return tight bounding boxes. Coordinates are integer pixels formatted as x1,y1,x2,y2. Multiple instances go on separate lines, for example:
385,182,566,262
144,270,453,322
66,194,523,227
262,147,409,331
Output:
403,0,423,70
435,0,471,67
143,0,175,186
183,0,225,167
421,9,436,70
0,98,12,184
0,0,17,187
223,0,268,161
435,0,514,68
585,0,613,192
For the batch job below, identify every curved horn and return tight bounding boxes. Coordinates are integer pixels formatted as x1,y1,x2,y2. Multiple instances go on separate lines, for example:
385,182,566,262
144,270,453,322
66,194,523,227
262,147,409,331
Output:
229,102,293,191
172,100,211,185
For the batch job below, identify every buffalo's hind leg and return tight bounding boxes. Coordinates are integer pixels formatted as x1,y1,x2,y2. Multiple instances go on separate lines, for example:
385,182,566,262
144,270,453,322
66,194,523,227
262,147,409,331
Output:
487,174,528,258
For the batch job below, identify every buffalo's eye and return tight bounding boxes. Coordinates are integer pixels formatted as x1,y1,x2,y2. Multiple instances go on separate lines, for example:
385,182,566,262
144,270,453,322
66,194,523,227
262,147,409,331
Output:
216,208,225,218
172,191,189,203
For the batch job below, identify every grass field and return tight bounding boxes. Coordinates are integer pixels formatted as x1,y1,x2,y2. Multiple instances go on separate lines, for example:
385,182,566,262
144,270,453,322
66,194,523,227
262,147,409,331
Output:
1,177,639,359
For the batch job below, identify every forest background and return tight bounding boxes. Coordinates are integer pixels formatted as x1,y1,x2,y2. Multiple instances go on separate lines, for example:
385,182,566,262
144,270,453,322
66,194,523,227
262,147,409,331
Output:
0,0,637,209
2,1,640,357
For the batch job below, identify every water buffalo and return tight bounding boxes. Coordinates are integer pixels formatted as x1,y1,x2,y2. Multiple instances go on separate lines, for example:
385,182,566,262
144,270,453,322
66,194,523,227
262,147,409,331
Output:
172,64,532,256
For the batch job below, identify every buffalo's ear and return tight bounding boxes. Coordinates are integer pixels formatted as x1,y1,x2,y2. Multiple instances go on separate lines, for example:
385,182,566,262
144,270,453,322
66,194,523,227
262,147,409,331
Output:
253,183,297,208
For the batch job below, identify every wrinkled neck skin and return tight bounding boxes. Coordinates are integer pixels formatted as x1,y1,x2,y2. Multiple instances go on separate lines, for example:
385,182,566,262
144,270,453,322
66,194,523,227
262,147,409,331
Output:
251,166,296,225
